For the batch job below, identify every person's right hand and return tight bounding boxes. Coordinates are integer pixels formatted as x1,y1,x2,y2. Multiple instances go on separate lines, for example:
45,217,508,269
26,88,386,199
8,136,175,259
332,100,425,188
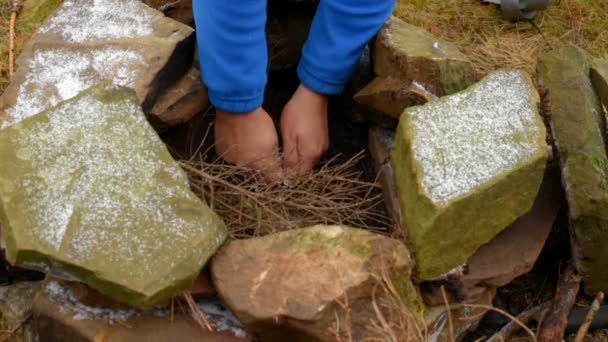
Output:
214,107,282,181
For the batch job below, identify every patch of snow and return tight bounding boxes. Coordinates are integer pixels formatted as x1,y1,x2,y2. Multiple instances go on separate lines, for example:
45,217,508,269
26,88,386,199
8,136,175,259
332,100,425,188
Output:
197,299,247,338
408,70,544,204
2,47,147,128
39,0,155,44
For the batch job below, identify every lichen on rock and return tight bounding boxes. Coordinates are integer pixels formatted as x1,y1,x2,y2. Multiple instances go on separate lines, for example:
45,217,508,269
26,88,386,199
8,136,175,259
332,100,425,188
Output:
391,69,548,280
0,84,227,308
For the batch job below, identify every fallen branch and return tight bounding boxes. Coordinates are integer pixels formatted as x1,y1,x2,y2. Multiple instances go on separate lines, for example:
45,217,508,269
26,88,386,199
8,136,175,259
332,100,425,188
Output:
574,291,605,342
9,0,22,80
537,264,581,342
487,302,551,342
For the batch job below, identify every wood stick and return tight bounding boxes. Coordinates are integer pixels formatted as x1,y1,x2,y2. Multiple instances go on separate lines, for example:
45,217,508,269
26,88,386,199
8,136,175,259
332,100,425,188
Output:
440,285,454,342
574,291,605,342
9,0,22,80
537,264,581,342
487,302,550,342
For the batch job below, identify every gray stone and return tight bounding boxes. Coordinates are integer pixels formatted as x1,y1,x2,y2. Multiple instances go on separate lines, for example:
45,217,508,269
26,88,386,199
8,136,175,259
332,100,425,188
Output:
0,0,194,128
373,16,475,97
0,84,227,308
211,225,423,342
538,46,608,294
391,69,548,280
368,127,403,231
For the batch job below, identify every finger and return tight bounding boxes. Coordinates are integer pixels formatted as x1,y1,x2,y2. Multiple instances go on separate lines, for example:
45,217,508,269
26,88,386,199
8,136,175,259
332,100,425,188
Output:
282,133,299,172
251,148,284,183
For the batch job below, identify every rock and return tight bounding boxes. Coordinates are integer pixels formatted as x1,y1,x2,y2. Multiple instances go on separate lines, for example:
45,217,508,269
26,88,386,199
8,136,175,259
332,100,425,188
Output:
156,0,195,26
426,286,496,342
149,67,209,129
0,281,41,342
591,59,608,109
538,46,608,294
0,281,41,326
0,0,195,128
391,69,548,280
53,270,215,310
211,225,423,341
0,84,227,308
354,77,436,123
462,166,564,289
33,280,249,341
368,127,402,230
373,16,475,97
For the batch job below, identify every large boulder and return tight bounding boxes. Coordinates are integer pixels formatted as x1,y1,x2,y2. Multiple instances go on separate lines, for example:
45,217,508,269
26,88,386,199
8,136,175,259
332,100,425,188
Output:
391,69,548,280
591,59,608,108
373,16,475,97
211,225,423,341
33,280,248,341
538,46,608,294
0,84,227,308
0,0,194,129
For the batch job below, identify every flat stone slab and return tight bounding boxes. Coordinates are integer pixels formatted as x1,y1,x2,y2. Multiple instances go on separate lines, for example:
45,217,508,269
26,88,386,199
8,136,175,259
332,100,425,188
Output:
462,166,564,289
538,46,608,294
374,16,475,97
33,280,248,341
0,84,227,308
391,69,548,280
591,58,608,109
211,225,423,341
0,0,194,128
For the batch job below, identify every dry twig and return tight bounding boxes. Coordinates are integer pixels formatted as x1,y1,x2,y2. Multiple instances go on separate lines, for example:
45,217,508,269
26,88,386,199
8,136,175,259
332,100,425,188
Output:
182,292,213,331
574,292,605,342
464,304,537,341
487,302,551,342
537,264,581,342
180,152,389,238
9,0,22,80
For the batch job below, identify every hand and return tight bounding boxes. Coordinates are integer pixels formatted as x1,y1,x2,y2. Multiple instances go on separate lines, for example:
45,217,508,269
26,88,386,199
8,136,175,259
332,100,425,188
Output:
281,84,330,176
214,107,282,181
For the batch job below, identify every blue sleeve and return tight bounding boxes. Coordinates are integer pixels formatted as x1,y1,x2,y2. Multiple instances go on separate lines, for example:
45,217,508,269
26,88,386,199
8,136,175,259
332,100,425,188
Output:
193,0,268,113
298,0,396,95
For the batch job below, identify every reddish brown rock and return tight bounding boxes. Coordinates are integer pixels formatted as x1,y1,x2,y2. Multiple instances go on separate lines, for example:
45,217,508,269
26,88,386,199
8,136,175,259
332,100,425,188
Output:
211,225,423,342
354,77,436,121
33,280,249,342
149,67,209,129
462,167,564,289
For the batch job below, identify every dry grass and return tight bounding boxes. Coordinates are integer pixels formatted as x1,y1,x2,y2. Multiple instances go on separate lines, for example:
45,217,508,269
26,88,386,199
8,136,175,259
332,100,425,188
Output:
395,0,608,77
181,152,390,239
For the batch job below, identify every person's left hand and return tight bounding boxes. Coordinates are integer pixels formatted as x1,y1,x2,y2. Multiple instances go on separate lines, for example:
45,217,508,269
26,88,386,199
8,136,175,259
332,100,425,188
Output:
280,84,330,176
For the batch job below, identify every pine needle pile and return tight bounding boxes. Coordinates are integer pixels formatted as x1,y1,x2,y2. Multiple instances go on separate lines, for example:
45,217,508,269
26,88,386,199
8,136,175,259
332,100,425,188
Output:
180,153,390,239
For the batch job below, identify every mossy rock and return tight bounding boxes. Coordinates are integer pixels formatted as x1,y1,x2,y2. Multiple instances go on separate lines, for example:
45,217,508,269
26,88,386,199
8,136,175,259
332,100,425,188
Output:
0,84,227,309
591,58,608,109
373,16,475,97
538,45,608,294
391,69,548,280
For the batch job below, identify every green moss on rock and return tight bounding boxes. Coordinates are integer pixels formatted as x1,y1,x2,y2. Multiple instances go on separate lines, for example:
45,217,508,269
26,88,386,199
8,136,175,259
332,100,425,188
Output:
0,84,227,309
538,46,608,294
391,69,547,280
373,16,475,97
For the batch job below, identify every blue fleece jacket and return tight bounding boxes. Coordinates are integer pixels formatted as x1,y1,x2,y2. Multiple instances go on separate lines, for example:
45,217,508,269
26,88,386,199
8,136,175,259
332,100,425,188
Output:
193,0,396,113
